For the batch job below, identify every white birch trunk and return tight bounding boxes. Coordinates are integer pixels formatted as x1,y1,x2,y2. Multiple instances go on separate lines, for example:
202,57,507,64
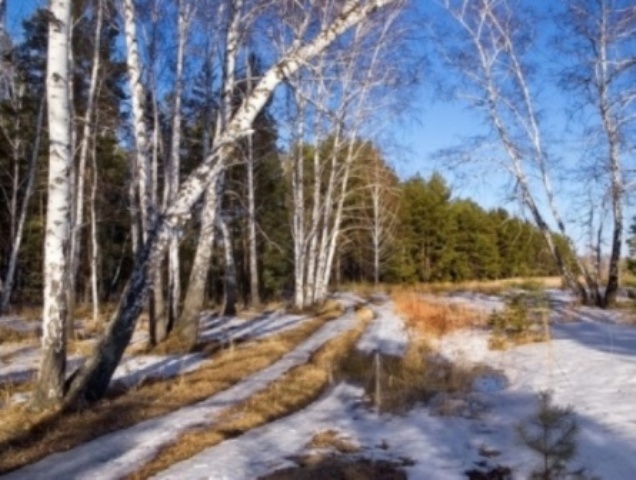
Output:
179,0,241,329
167,0,190,327
33,0,72,408
174,50,216,347
218,214,238,316
123,0,151,243
68,0,104,320
291,93,307,310
245,56,260,307
123,0,168,343
90,122,100,323
304,126,324,306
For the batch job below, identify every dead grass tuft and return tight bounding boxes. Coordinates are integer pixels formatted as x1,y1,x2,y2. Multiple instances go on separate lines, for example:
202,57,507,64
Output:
0,314,331,475
67,339,96,357
127,307,372,480
392,291,483,337
306,429,359,454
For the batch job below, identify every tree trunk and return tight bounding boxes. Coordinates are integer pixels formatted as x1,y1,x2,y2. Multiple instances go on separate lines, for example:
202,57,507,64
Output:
32,0,73,409
167,0,190,327
245,57,260,307
176,185,218,348
68,0,104,328
291,92,307,310
218,215,238,317
176,0,241,337
123,0,168,344
90,119,100,323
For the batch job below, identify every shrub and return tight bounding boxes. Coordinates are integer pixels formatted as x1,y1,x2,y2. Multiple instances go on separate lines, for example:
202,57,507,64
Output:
517,391,596,480
488,292,549,350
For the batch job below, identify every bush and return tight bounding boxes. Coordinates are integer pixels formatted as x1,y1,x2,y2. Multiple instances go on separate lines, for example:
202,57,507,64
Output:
518,391,577,479
488,292,549,350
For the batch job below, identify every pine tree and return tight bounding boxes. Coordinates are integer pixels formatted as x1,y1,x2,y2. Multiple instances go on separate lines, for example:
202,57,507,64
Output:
518,391,578,480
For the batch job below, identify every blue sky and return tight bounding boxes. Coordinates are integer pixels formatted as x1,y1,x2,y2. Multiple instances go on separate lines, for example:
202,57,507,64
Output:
6,0,632,253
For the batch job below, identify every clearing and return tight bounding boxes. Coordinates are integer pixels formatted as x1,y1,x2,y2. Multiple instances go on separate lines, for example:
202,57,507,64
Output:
1,288,635,479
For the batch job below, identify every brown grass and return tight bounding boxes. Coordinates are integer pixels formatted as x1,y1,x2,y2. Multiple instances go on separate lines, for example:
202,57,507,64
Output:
0,327,38,345
337,337,483,414
259,457,408,480
127,308,372,480
345,277,562,299
306,429,359,454
391,291,484,337
0,313,334,475
488,330,548,350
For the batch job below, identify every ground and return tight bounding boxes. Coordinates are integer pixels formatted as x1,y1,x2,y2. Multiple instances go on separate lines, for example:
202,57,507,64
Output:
1,288,635,479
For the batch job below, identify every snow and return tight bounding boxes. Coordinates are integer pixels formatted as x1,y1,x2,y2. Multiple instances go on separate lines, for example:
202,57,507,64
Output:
0,309,312,402
357,302,409,357
3,291,636,479
1,308,360,480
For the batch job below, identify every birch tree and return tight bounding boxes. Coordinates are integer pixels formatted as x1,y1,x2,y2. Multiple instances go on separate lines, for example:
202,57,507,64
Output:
176,0,238,345
68,0,104,320
284,5,402,307
32,0,72,408
244,53,260,307
122,0,167,343
558,0,636,307
436,0,597,304
166,0,192,327
63,0,401,404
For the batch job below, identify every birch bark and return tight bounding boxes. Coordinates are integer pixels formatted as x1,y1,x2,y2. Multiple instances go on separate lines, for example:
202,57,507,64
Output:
179,0,241,333
167,0,191,327
68,0,104,320
33,0,72,408
245,55,260,307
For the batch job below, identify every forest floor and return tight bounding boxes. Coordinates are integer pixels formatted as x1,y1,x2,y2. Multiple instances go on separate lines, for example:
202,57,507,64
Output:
1,288,636,479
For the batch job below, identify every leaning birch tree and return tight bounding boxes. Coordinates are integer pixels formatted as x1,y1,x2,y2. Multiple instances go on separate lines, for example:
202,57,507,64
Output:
436,0,595,303
63,0,402,405
32,0,73,408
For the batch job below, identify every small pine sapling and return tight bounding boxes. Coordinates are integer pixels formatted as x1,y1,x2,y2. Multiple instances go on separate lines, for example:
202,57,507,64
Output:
517,391,578,479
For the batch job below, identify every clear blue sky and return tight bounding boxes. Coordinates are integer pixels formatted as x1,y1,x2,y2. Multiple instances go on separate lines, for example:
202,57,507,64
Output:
7,0,629,253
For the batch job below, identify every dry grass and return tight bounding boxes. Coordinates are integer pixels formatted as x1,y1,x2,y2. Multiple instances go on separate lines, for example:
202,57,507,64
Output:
0,327,38,345
127,307,372,480
67,339,97,357
337,337,483,414
488,330,548,350
391,291,484,337
0,313,334,475
11,306,41,323
487,292,551,351
306,429,360,454
259,457,408,480
345,277,562,299
0,378,33,407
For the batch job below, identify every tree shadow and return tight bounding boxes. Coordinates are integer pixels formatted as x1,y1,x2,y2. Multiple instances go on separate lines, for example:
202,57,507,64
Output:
549,306,636,358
